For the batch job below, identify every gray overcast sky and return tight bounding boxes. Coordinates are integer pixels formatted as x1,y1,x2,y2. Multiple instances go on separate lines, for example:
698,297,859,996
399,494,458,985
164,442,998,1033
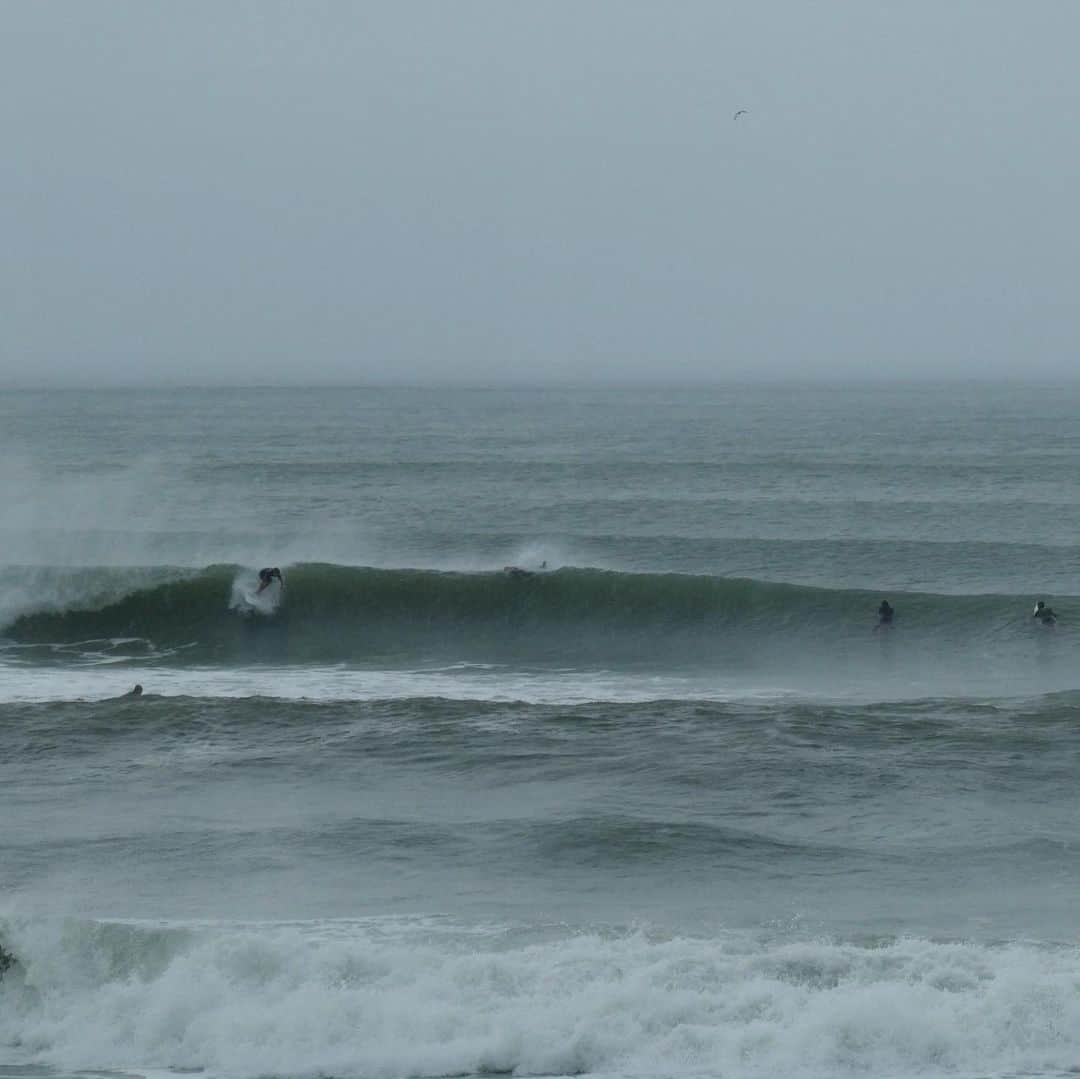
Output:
2,1,1078,386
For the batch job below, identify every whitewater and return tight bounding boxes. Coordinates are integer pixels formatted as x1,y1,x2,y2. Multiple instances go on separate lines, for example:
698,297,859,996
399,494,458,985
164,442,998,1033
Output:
3,384,1080,1079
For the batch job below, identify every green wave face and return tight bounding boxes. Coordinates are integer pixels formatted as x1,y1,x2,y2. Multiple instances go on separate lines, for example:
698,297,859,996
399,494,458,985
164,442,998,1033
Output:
2,562,1065,668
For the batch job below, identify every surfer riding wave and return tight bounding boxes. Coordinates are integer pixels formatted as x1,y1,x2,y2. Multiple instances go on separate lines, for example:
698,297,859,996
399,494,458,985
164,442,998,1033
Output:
257,567,284,594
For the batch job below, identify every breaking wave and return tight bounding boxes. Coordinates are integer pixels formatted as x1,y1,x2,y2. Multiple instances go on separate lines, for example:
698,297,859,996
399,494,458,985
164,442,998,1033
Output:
2,915,1080,1079
1,563,1073,668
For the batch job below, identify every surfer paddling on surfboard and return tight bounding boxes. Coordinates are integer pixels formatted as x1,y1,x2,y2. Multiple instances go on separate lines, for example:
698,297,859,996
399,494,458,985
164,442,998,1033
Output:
256,567,284,594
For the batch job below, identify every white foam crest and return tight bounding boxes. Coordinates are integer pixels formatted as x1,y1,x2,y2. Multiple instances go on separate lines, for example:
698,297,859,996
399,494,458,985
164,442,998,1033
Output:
228,570,283,617
2,918,1080,1079
0,662,798,706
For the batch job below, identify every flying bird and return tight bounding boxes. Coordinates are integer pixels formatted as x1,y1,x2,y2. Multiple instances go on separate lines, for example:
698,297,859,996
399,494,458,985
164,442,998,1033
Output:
733,109,748,120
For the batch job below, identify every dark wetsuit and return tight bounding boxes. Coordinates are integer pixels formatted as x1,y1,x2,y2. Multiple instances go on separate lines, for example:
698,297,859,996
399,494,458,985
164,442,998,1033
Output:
877,601,894,627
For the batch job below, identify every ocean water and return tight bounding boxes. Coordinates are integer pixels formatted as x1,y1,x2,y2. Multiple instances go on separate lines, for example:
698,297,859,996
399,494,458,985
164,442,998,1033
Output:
3,384,1080,1079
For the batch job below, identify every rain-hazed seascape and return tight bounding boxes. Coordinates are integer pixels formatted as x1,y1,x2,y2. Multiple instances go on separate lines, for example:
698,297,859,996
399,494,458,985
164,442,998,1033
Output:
3,384,1080,1079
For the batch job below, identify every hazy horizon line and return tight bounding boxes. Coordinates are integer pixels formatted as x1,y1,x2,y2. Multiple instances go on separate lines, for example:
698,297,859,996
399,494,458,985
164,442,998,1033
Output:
5,375,1080,393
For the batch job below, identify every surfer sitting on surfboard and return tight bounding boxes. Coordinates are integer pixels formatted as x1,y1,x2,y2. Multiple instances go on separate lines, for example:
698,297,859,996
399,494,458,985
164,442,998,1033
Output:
875,599,894,629
256,567,284,594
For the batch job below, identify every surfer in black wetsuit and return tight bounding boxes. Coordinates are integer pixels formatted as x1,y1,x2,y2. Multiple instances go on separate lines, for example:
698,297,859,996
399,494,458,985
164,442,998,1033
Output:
256,567,283,594
876,600,894,629
1033,600,1058,626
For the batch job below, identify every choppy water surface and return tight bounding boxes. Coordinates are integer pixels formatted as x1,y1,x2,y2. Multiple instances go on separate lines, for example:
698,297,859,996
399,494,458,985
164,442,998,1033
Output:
3,385,1080,1079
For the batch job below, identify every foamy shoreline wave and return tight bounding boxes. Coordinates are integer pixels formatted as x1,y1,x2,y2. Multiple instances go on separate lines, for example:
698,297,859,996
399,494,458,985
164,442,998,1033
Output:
2,915,1078,1079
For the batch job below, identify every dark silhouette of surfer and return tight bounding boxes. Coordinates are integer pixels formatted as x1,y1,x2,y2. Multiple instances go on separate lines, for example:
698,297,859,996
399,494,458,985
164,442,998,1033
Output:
257,567,283,594
1033,600,1058,626
875,600,894,630
108,684,143,700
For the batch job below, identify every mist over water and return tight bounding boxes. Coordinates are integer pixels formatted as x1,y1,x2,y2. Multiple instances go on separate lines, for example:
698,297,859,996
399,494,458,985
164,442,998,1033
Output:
3,385,1080,1079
